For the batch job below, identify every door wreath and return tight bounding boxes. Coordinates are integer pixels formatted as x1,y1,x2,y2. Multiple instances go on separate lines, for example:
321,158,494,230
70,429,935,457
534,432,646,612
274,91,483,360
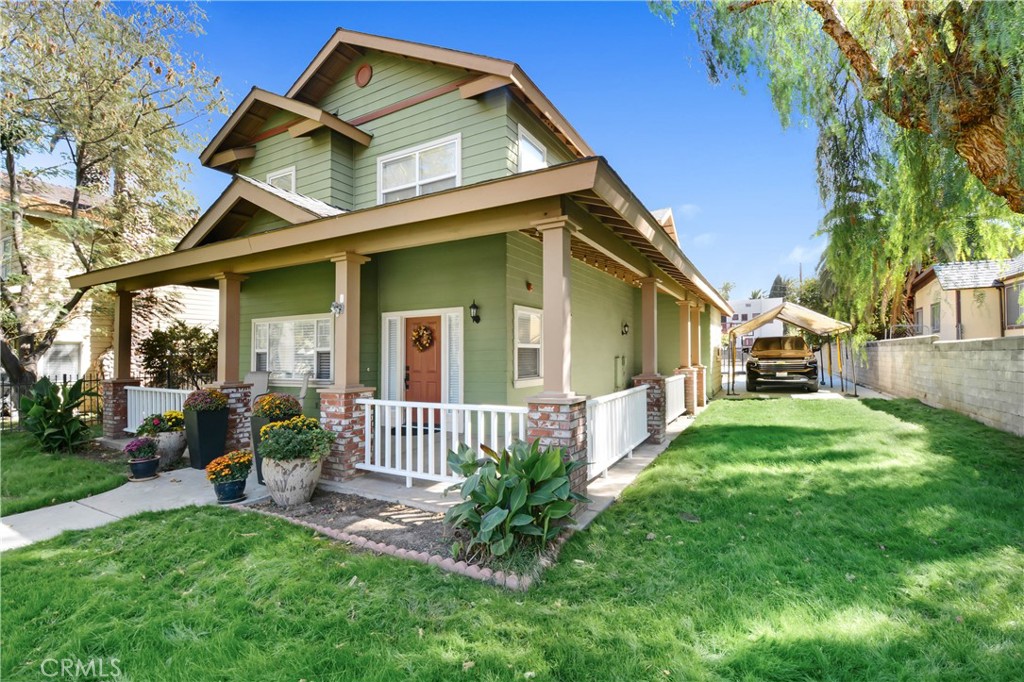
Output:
411,324,434,352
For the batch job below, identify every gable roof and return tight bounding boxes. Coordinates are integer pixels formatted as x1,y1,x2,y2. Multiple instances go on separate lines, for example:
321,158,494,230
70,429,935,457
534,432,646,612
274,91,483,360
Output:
285,28,594,159
199,88,372,169
651,208,678,243
176,174,345,251
929,254,1024,290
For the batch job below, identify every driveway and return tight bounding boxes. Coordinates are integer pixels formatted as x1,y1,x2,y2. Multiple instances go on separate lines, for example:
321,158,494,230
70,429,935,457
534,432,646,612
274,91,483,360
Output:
722,370,889,400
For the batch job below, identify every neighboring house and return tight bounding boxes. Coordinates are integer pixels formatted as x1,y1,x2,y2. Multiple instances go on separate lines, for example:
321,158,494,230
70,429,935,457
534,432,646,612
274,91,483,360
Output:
723,297,785,348
910,255,1024,340
1,174,217,381
73,29,731,489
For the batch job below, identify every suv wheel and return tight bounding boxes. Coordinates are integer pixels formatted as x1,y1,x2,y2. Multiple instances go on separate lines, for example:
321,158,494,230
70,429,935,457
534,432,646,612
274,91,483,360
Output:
748,378,757,392
806,381,819,393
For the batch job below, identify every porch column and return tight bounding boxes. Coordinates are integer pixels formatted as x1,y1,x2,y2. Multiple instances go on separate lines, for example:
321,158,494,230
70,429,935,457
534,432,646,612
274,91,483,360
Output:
330,252,370,389
674,300,698,415
693,304,706,407
678,300,692,369
527,216,588,502
640,277,658,375
103,290,141,438
214,273,246,384
320,252,375,484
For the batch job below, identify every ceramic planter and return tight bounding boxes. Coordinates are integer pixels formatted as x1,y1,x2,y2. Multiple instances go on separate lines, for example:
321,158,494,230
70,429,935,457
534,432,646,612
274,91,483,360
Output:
261,457,322,507
213,479,247,504
184,408,228,470
249,415,271,484
154,431,187,470
128,456,160,480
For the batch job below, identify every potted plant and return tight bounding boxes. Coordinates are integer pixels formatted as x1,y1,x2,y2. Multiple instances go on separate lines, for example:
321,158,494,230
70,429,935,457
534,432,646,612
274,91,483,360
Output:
136,410,187,470
205,450,253,504
259,415,335,507
250,392,303,485
125,437,160,481
183,388,229,470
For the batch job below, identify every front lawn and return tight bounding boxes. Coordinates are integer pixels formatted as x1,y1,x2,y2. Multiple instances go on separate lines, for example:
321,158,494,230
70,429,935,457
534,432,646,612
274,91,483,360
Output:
2,399,1022,680
1,430,126,516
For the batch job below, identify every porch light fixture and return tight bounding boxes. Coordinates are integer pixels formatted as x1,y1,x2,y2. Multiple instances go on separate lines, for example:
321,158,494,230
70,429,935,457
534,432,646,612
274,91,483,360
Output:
621,322,630,336
469,300,481,324
330,296,345,317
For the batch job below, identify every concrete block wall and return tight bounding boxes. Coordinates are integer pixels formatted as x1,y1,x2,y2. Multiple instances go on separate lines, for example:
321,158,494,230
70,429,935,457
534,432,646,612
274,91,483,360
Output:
850,335,1024,436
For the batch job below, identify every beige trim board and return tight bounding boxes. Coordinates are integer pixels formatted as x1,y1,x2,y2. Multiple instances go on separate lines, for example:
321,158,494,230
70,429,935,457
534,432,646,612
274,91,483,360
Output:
175,176,322,252
285,28,593,158
199,87,371,167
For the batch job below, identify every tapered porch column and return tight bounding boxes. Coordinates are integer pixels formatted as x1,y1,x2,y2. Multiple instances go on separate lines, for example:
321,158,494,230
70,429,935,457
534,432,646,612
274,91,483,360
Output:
330,252,370,389
213,273,246,384
692,304,706,407
675,300,698,415
527,217,587,501
678,300,692,369
639,277,658,375
103,289,141,438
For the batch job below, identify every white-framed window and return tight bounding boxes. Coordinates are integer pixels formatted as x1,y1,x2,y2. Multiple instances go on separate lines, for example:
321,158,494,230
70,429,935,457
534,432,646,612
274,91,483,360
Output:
930,302,941,334
513,305,543,387
517,125,547,173
1006,281,1024,329
0,235,13,280
377,134,461,204
252,314,332,384
266,167,296,193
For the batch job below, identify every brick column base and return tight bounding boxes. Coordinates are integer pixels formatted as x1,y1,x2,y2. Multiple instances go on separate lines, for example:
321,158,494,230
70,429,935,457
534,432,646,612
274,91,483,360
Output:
208,383,252,451
527,396,588,500
675,367,698,415
320,387,376,483
101,379,141,438
696,365,707,407
632,374,666,445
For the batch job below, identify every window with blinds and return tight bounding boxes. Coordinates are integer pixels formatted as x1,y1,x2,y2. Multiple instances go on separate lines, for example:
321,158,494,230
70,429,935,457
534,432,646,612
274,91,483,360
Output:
514,305,542,387
253,316,331,383
377,135,460,204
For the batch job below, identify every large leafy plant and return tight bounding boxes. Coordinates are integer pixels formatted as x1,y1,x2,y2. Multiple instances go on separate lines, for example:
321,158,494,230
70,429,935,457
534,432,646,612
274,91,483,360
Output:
445,440,589,560
19,377,98,453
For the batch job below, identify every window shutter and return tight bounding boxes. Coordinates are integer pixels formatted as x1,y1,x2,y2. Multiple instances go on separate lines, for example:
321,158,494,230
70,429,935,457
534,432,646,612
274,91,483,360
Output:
382,315,400,400
445,311,462,404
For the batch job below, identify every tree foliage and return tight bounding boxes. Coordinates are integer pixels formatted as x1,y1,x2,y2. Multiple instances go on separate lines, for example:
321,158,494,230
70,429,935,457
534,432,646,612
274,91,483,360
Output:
0,0,225,382
138,321,217,389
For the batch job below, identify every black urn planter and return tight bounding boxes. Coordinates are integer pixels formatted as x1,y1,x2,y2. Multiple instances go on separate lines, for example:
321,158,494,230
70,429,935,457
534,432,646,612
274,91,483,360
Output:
249,415,271,484
184,408,229,470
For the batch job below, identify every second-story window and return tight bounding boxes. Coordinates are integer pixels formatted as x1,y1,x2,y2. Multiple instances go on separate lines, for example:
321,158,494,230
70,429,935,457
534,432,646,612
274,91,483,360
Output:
267,167,296,193
378,134,461,204
517,125,547,172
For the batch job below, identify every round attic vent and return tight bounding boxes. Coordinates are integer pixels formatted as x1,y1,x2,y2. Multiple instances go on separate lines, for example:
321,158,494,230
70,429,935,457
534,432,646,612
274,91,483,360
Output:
355,64,373,88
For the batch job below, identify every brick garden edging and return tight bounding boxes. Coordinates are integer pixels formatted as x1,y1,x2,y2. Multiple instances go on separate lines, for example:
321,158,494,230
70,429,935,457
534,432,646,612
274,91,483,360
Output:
234,503,573,592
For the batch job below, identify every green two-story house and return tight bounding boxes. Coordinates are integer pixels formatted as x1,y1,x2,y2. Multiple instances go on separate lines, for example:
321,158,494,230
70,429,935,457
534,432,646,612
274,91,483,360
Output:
74,29,730,490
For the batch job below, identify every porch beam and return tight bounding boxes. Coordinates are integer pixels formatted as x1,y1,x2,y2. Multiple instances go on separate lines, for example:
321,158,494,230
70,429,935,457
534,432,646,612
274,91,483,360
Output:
214,272,247,384
330,252,370,389
640,277,659,375
113,290,134,380
536,216,577,398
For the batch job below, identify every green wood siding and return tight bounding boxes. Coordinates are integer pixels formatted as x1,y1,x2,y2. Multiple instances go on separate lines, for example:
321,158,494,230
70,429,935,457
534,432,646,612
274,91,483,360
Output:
236,110,335,205
657,292,681,374
505,97,576,174
236,209,289,238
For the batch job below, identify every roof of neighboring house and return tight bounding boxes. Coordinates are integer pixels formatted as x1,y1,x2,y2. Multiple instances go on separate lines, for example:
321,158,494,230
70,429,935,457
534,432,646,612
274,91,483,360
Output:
925,254,1024,291
0,173,105,216
650,208,678,243
286,28,594,158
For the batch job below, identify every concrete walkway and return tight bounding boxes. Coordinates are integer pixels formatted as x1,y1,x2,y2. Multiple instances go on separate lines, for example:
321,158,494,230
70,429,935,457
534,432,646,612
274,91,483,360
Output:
1,466,263,552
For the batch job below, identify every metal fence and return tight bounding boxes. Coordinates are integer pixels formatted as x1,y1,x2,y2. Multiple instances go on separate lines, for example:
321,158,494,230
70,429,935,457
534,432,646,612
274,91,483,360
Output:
0,373,104,434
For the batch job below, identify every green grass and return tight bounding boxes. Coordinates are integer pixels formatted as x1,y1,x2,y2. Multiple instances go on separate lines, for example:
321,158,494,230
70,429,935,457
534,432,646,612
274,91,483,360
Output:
1,430,126,516
2,399,1022,681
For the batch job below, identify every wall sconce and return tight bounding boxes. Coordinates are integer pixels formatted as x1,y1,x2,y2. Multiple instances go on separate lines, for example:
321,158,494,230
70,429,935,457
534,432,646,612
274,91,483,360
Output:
621,322,630,336
330,296,345,317
526,280,534,292
470,300,481,324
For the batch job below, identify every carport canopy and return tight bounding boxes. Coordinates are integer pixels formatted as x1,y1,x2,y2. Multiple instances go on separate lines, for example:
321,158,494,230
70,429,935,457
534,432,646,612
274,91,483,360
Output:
727,301,851,339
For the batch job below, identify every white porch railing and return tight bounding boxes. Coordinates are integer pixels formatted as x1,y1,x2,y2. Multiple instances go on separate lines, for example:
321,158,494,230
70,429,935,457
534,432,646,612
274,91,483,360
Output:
356,399,529,487
586,385,649,480
665,374,687,423
125,387,190,434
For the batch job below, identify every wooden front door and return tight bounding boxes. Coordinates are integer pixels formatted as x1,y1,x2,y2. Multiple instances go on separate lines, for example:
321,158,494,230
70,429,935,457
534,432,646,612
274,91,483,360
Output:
404,316,442,411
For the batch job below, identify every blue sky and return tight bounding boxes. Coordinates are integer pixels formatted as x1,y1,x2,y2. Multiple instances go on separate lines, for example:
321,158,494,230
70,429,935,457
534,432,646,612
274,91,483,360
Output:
180,1,826,298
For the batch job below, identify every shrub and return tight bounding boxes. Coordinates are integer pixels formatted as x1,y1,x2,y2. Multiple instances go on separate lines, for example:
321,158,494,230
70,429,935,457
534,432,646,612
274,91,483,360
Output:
135,410,184,435
183,388,228,412
445,440,589,560
206,450,253,483
19,377,98,453
138,321,217,389
252,393,302,421
259,416,334,462
124,437,158,460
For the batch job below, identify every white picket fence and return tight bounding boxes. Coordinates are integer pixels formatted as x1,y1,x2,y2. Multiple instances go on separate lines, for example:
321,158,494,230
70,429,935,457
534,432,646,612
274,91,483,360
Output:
586,385,649,480
125,387,190,434
356,398,529,487
665,374,687,423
